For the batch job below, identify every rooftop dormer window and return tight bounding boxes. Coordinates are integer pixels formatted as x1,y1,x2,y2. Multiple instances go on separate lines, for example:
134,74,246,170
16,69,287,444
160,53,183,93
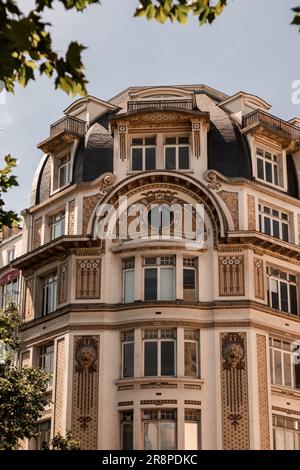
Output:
131,136,156,171
49,212,65,240
256,147,280,187
164,136,190,170
58,155,71,188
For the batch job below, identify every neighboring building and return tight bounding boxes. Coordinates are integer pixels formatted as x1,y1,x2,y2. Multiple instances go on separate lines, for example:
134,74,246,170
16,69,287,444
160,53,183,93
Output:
8,84,300,449
0,226,23,313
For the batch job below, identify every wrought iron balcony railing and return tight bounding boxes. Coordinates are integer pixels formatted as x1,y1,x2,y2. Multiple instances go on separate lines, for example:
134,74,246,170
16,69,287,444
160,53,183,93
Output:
127,99,194,112
50,115,86,138
242,110,300,142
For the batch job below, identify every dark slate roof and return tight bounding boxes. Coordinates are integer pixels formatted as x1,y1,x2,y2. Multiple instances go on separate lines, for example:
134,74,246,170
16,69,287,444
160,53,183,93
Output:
36,155,51,205
73,111,115,183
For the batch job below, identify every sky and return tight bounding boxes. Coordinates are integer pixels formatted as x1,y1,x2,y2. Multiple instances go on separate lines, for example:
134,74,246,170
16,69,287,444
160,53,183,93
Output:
1,0,300,215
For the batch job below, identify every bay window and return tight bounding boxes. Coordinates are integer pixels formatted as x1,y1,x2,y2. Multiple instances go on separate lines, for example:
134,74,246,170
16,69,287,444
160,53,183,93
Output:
143,409,177,450
143,329,176,377
269,337,300,389
184,409,201,450
38,344,54,389
267,267,298,315
120,411,133,450
123,258,135,303
131,136,156,171
122,330,134,378
50,212,65,240
184,330,199,377
42,272,57,316
259,205,289,242
164,136,190,170
256,147,280,186
183,257,197,301
144,256,176,301
273,415,300,450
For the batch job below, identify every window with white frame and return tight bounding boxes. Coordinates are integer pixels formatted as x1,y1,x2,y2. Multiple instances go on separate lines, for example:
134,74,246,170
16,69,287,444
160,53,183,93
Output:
273,415,300,450
259,204,289,242
50,212,65,240
143,256,176,301
35,420,51,450
256,147,280,186
267,267,298,315
164,136,190,170
120,410,133,450
131,136,156,171
123,258,135,303
42,273,57,316
269,337,300,389
38,344,54,389
143,329,176,377
122,330,134,378
184,330,199,377
143,409,177,450
58,155,71,188
6,247,15,264
2,278,18,309
183,257,197,302
147,204,174,232
184,409,201,450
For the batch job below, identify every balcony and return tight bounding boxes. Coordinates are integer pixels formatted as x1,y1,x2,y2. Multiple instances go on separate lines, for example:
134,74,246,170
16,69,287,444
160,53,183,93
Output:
242,110,300,149
127,99,194,113
37,116,86,154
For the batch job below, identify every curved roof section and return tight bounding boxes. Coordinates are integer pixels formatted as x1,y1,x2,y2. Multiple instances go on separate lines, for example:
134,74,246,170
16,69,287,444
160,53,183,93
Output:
34,155,51,205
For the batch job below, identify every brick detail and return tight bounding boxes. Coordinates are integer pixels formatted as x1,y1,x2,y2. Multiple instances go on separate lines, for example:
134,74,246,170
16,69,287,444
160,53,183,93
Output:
254,258,264,300
76,259,101,299
192,121,201,158
54,338,65,435
82,195,99,235
247,194,256,230
71,336,99,450
257,334,271,449
32,217,42,249
24,278,34,321
220,332,250,450
218,191,239,230
218,255,245,296
58,262,68,304
68,200,75,235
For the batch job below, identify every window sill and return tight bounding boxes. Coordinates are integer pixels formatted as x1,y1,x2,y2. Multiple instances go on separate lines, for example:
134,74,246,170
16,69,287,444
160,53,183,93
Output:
271,384,300,398
115,376,204,387
254,177,286,192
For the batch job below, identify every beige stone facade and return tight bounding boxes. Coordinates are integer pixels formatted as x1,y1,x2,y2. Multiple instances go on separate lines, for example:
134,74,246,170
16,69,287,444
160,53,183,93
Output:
5,85,300,450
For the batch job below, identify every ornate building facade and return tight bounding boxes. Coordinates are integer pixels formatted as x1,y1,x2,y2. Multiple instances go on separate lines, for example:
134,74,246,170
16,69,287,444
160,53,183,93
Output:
6,84,300,450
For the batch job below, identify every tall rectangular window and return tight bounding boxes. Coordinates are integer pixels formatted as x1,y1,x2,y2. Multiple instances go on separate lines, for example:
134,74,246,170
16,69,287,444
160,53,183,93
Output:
120,411,133,450
131,137,156,171
58,155,71,188
267,267,298,315
269,337,300,389
259,205,289,242
42,273,57,315
39,344,54,388
144,329,176,377
256,147,280,186
2,278,18,310
123,257,135,303
122,330,134,378
35,420,51,450
184,330,199,377
144,256,176,301
184,409,201,450
273,415,300,450
164,136,190,170
6,247,15,264
143,409,177,450
183,257,197,301
50,212,65,240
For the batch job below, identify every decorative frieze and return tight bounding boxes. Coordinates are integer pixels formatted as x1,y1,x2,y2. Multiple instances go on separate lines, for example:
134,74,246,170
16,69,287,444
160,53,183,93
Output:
247,194,256,230
218,255,245,296
68,200,75,235
76,259,101,299
82,194,99,234
192,121,201,159
218,191,239,230
256,335,270,449
119,124,128,161
54,338,65,435
58,262,68,305
220,332,250,449
71,336,99,449
32,217,42,249
254,258,264,300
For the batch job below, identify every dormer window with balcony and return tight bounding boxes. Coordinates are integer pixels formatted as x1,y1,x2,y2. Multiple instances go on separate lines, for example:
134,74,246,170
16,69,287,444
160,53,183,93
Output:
131,137,156,171
256,147,280,187
259,204,289,242
49,212,65,241
58,155,71,188
164,136,190,170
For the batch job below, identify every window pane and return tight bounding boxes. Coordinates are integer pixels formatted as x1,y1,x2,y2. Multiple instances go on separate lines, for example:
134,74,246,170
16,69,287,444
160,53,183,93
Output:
270,279,279,309
264,217,271,235
274,350,283,385
124,270,134,303
280,282,289,313
122,423,133,450
289,284,298,315
283,352,292,387
160,268,175,301
184,422,199,450
179,136,189,144
160,422,176,450
123,343,134,378
274,165,279,186
144,341,158,376
257,158,264,179
165,147,176,170
144,422,158,450
183,269,195,302
179,147,189,169
185,341,197,377
274,429,285,450
272,220,280,239
161,341,175,376
144,268,157,301
165,137,176,145
282,223,289,242
132,148,143,171
295,363,300,389
145,148,156,170
145,137,156,146
265,161,273,183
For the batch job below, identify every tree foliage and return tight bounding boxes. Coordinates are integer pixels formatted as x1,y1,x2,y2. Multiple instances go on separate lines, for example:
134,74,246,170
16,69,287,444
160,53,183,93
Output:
42,431,80,450
0,155,19,230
